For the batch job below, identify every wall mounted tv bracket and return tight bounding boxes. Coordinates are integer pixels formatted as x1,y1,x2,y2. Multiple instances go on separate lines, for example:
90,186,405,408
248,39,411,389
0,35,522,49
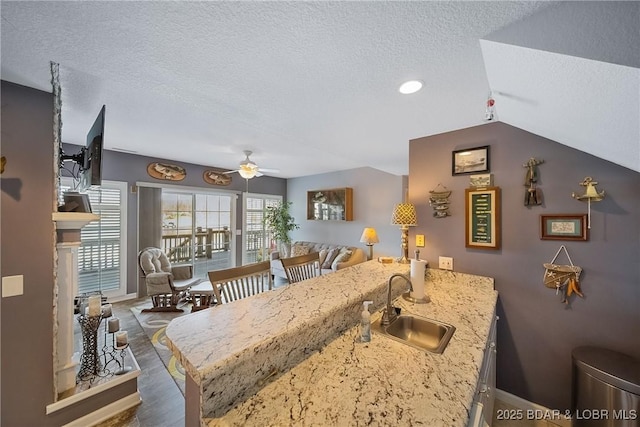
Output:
59,146,87,171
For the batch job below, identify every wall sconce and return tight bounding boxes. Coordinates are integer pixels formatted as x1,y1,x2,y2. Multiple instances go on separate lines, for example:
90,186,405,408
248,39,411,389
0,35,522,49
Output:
359,228,379,260
391,203,417,264
572,176,605,229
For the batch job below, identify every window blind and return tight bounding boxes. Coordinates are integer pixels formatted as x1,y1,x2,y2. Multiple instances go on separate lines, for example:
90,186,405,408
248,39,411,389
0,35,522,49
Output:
60,181,123,295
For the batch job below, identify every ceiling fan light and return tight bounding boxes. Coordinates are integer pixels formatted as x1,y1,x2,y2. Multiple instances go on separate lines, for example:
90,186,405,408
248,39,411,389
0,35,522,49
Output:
238,165,257,179
399,80,423,95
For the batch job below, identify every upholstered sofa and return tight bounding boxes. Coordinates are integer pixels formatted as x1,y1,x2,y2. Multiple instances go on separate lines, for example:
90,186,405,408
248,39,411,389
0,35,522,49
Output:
270,241,367,281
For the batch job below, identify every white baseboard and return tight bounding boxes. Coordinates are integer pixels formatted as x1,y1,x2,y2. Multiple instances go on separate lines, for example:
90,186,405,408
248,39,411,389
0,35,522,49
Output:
62,391,141,427
496,389,571,427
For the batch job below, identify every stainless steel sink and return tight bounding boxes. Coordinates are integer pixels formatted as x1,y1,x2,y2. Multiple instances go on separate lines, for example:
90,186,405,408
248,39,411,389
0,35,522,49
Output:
371,314,455,354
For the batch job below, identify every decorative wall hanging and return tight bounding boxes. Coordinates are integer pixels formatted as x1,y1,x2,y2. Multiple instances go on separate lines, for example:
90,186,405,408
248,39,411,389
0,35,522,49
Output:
465,186,501,250
469,174,492,188
571,176,605,229
452,146,490,175
542,245,583,304
203,169,232,186
523,157,544,206
0,156,6,174
428,184,451,218
540,214,588,241
147,162,186,181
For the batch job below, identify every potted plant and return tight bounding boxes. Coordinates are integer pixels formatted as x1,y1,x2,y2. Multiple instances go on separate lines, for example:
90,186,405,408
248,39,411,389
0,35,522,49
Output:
264,201,299,255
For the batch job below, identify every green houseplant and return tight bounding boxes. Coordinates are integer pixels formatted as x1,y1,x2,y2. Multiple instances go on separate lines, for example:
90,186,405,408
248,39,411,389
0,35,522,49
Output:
264,201,299,254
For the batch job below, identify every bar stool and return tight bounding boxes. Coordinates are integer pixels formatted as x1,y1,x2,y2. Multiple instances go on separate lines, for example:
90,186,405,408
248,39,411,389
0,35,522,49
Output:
189,281,216,312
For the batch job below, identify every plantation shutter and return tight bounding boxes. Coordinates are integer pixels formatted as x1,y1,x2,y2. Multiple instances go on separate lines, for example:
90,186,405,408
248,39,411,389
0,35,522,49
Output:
59,180,125,296
77,187,122,294
244,194,281,264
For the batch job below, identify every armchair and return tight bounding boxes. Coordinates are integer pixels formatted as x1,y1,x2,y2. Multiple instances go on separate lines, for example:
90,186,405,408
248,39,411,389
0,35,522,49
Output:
138,247,201,312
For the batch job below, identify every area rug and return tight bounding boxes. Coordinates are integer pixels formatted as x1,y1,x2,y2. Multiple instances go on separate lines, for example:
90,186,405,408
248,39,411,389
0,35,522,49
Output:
130,301,191,395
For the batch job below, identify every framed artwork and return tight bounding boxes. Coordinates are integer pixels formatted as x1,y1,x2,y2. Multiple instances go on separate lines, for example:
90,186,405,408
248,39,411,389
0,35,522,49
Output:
540,214,588,241
203,169,232,186
469,173,493,188
465,187,501,250
147,162,186,181
453,145,490,175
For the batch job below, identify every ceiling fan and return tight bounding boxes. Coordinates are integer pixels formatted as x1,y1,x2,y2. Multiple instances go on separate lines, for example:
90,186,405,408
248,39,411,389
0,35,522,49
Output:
225,150,279,179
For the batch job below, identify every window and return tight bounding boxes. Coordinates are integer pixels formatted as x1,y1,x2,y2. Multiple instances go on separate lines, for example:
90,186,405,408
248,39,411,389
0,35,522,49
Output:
60,179,127,299
243,193,282,264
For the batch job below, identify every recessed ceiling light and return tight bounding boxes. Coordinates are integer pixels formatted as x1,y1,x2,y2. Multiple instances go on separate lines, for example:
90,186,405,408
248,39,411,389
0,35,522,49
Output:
399,80,423,95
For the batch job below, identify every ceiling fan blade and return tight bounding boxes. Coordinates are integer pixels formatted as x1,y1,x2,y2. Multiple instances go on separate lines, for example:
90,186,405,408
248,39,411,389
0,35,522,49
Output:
223,170,239,174
258,167,280,173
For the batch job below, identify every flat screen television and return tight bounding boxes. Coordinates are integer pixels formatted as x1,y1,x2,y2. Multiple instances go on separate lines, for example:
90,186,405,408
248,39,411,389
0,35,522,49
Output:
78,105,105,192
58,105,105,212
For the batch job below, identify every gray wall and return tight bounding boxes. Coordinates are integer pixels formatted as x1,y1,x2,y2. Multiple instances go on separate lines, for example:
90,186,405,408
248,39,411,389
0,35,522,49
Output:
1,81,56,426
409,121,640,411
62,144,287,295
287,167,405,258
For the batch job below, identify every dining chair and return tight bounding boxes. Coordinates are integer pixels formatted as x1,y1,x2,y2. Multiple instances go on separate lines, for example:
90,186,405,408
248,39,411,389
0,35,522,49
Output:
207,260,273,304
280,252,321,284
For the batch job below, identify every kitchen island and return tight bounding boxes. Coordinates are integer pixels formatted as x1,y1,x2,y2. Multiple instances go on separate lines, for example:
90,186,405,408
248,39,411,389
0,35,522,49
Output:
165,261,497,426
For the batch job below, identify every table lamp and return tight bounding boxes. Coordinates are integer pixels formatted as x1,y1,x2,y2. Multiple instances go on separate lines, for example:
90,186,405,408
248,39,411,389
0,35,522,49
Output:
360,227,379,260
391,202,417,264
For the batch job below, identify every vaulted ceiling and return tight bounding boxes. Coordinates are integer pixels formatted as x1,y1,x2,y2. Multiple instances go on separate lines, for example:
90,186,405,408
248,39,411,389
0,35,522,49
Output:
1,1,638,178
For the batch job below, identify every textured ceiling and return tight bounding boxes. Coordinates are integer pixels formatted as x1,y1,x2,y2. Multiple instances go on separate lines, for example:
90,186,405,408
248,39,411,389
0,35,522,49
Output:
1,1,638,178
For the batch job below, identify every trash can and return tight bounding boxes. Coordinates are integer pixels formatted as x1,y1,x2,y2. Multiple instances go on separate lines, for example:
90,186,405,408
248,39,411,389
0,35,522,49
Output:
572,346,640,426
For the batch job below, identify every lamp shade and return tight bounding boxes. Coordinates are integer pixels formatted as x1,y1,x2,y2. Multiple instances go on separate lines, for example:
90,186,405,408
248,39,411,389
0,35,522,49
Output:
360,227,379,245
391,203,417,226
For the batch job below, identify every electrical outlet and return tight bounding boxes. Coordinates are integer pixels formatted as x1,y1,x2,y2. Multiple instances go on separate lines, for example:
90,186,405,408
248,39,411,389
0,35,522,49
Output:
416,234,425,247
439,256,453,271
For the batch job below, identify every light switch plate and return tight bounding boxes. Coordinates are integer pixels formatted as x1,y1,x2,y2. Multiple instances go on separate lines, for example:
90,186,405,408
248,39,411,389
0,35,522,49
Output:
2,275,24,297
416,234,425,247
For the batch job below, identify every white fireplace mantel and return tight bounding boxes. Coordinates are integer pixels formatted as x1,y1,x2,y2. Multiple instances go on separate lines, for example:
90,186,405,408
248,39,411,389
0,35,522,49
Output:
53,211,99,396
52,212,100,230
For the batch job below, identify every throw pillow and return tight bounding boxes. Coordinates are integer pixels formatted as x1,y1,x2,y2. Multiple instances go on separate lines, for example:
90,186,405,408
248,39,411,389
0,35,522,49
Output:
290,244,310,257
331,248,353,270
321,248,341,269
317,249,329,266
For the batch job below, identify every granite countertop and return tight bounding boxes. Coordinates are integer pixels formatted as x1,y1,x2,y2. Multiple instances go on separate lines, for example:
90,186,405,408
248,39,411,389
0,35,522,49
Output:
203,268,498,427
165,261,497,426
166,261,414,419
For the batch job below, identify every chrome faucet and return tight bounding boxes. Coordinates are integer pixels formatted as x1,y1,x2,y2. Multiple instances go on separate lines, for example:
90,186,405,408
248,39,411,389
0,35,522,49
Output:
381,273,412,326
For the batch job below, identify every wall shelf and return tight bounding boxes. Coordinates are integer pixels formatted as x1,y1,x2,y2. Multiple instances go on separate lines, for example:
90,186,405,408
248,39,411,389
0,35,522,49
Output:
306,188,353,221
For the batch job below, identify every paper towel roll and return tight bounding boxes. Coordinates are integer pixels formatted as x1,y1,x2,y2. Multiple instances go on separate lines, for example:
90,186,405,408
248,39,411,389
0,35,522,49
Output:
410,259,427,299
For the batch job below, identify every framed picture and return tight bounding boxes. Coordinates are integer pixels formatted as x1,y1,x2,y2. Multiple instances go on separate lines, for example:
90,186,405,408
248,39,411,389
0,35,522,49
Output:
540,214,588,241
465,187,501,250
469,173,493,188
453,145,490,175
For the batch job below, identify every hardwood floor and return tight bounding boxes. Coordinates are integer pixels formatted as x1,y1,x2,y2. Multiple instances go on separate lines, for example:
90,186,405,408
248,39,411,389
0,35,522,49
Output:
99,298,185,427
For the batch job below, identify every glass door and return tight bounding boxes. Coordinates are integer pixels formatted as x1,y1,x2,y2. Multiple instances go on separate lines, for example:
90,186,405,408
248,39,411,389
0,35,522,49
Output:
161,191,235,279
243,193,282,264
